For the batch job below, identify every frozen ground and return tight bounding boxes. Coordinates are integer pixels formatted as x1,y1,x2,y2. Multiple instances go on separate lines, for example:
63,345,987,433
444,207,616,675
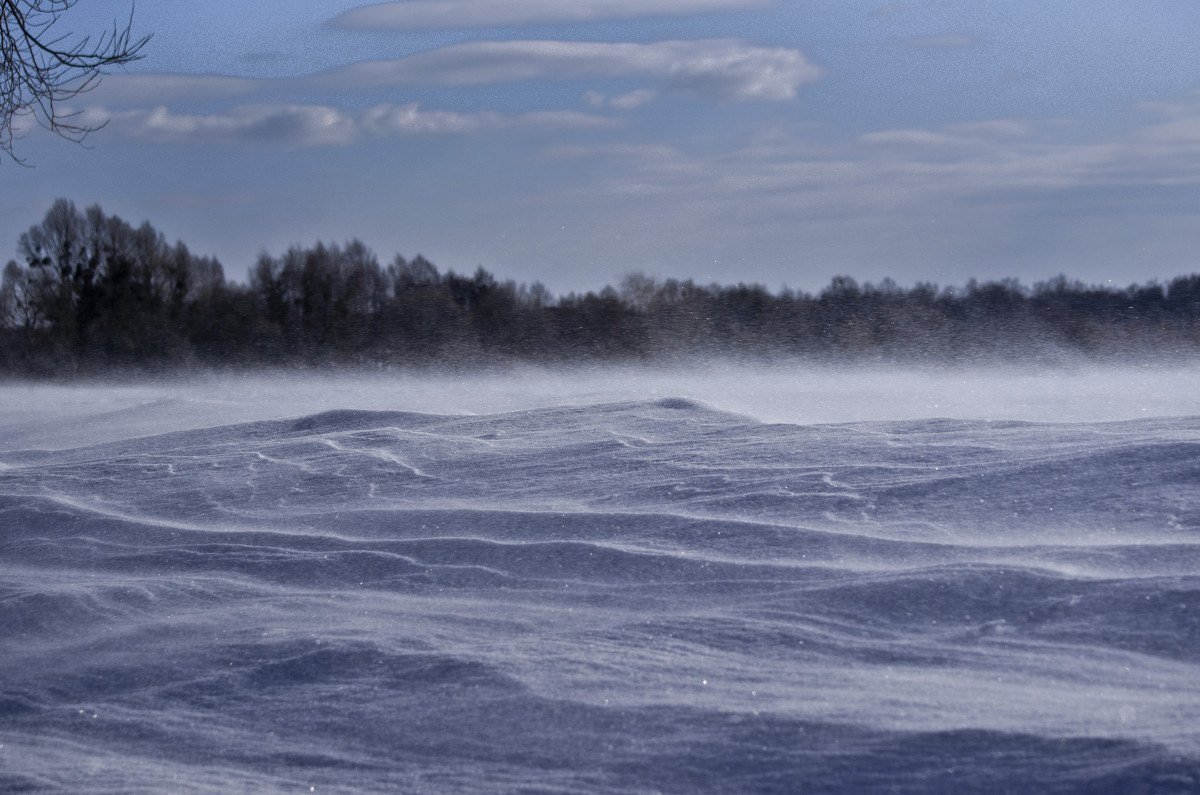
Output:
1,364,1198,792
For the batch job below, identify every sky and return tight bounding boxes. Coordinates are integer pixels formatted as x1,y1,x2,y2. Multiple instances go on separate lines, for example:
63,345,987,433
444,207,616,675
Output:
3,0,1200,295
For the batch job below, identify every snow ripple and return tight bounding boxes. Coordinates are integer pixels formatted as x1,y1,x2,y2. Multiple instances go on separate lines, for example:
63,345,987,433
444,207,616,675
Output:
2,400,1198,792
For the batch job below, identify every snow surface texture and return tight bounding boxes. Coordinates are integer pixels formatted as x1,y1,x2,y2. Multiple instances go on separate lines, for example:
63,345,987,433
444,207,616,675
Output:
1,366,1199,793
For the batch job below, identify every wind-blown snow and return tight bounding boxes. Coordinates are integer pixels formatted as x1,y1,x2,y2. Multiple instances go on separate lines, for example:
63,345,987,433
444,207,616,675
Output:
3,363,1200,450
1,366,1198,792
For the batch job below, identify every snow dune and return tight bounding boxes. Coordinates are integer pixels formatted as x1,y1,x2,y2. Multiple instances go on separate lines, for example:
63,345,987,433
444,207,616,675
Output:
1,366,1198,792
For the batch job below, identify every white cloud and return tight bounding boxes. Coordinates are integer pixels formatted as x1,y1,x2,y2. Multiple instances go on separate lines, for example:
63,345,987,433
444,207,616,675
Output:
321,39,821,101
85,102,618,146
515,110,623,129
610,89,657,110
860,120,1032,148
79,40,820,113
859,129,963,147
547,142,682,160
1136,117,1200,149
360,103,503,135
582,88,658,109
331,0,774,29
88,104,359,147
1136,101,1190,119
548,107,1200,235
945,120,1031,139
1135,90,1200,126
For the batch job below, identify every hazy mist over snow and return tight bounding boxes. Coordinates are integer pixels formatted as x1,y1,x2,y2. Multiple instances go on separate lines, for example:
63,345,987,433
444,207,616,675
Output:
3,363,1199,450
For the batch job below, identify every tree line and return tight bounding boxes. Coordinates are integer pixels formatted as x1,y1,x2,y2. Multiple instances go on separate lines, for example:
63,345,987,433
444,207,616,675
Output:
3,200,1200,375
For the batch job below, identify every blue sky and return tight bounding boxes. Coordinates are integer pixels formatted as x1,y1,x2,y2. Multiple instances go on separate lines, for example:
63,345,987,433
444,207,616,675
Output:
4,0,1200,294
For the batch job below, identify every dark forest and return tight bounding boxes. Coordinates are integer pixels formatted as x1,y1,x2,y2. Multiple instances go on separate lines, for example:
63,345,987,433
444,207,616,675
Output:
3,200,1199,376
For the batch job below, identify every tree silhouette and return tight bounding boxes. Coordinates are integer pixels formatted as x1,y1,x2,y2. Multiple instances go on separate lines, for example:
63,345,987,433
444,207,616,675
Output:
1,0,148,162
5,199,1200,375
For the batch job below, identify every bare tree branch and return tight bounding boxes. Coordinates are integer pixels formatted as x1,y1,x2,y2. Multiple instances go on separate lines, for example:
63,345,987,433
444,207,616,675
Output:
1,0,149,163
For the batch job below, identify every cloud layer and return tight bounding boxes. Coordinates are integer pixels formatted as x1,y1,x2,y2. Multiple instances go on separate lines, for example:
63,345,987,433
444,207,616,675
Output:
86,103,618,146
78,36,821,149
331,0,774,29
543,101,1200,232
321,39,822,101
91,38,822,114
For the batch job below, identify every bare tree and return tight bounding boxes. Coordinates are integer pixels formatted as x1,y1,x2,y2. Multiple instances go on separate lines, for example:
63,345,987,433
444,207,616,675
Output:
1,0,149,162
